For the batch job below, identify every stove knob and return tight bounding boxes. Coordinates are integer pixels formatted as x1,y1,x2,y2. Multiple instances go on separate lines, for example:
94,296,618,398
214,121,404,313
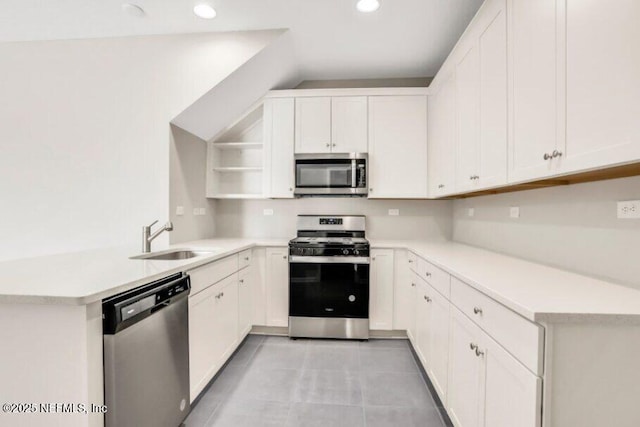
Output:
354,249,360,256
342,249,350,255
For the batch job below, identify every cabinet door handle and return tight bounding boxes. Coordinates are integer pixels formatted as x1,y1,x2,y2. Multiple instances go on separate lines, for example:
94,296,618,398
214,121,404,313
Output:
289,187,293,192
438,184,445,189
543,153,552,160
244,257,250,261
424,296,432,302
552,149,563,158
369,188,373,192
411,283,416,287
469,342,478,351
239,279,244,284
408,259,413,264
283,255,287,259
425,272,432,277
326,143,330,148
332,143,336,147
473,307,483,315
475,348,485,357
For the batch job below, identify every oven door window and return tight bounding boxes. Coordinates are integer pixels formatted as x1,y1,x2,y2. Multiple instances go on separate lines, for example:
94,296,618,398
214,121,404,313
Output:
289,263,369,318
296,161,353,188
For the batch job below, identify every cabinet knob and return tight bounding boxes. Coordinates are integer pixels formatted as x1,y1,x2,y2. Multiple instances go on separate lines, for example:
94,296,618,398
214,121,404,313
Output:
244,257,249,261
408,260,413,264
469,343,478,351
411,283,416,287
332,144,336,147
283,255,287,259
473,307,483,315
475,348,485,357
289,187,293,192
326,143,330,148
543,153,552,161
369,188,373,192
425,272,432,277
438,184,445,189
552,149,563,158
239,279,244,284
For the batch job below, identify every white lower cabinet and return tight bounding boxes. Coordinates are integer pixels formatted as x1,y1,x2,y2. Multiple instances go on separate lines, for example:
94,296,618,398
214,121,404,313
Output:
369,249,395,330
188,274,239,401
238,266,252,337
426,283,450,402
393,250,416,336
415,280,431,365
447,306,541,427
265,247,289,327
447,307,485,427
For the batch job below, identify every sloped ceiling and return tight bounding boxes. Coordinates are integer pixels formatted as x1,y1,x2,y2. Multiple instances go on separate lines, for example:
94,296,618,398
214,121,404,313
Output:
171,29,299,141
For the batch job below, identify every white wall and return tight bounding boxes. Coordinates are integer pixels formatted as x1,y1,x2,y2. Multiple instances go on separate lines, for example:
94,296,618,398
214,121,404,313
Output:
214,199,453,241
168,126,216,244
0,30,282,261
452,176,640,289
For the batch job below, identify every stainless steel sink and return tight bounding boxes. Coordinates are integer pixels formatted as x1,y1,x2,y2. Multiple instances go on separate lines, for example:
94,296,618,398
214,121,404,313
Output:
130,249,217,261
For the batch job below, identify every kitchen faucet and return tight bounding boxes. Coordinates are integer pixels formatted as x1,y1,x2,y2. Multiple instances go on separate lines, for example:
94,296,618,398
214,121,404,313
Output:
142,220,173,253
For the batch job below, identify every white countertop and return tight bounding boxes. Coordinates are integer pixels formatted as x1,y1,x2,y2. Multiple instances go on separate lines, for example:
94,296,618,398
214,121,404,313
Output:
0,239,287,306
1,238,639,323
371,240,640,323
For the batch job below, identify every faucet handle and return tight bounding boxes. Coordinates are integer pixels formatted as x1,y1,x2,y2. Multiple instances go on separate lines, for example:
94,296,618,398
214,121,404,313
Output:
146,220,159,229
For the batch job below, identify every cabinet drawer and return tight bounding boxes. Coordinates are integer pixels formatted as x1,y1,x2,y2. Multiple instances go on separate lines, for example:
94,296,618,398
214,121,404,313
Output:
408,251,418,272
418,258,451,298
238,249,252,270
451,277,543,375
188,254,239,295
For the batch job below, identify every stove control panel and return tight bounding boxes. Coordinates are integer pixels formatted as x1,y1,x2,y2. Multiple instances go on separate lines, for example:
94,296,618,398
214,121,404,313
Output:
289,246,369,257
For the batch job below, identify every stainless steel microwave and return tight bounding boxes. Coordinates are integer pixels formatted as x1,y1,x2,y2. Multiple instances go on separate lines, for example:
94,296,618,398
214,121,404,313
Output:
294,153,367,196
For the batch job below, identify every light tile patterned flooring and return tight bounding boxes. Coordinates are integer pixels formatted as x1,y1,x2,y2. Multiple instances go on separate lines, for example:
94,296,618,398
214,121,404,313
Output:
184,335,451,427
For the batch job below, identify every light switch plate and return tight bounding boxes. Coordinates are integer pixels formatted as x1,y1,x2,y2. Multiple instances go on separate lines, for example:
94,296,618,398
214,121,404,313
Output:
468,208,475,217
263,209,274,216
617,200,640,219
175,206,184,216
388,209,400,216
510,206,520,219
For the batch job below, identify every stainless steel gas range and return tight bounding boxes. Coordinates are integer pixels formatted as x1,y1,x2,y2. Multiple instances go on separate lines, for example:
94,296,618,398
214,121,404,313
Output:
288,215,370,340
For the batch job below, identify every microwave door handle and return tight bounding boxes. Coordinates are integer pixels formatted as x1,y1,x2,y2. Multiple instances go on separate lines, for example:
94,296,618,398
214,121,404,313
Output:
351,160,356,188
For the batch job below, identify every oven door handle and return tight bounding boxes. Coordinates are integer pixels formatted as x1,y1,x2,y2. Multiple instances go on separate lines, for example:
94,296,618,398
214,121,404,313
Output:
289,256,370,264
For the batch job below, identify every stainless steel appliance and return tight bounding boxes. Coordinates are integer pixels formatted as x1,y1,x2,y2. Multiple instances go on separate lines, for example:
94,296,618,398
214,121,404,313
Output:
294,153,367,196
103,273,191,427
289,215,370,339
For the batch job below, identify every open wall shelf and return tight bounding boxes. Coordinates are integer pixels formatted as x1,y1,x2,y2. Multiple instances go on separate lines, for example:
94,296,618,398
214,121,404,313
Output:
206,104,266,199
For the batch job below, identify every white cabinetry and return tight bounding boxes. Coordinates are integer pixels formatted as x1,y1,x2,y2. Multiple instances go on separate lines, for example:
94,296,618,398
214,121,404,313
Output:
188,274,239,401
508,0,565,182
295,97,332,153
368,96,428,199
265,247,289,327
455,0,507,193
564,0,640,172
264,98,295,198
393,250,416,337
331,96,368,153
426,283,450,402
414,280,432,367
369,249,395,330
295,96,368,154
238,267,252,337
428,74,457,197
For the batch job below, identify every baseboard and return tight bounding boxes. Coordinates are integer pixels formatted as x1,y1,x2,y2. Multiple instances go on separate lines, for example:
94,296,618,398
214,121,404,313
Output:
250,325,408,339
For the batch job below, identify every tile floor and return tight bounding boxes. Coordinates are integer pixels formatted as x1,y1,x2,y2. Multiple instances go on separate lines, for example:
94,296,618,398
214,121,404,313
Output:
184,335,452,427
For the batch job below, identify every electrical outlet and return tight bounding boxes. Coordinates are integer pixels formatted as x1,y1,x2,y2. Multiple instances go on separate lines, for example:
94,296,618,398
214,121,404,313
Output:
617,200,640,219
388,209,400,216
193,208,200,216
263,209,274,216
510,206,520,219
199,208,206,215
175,206,184,216
468,208,475,217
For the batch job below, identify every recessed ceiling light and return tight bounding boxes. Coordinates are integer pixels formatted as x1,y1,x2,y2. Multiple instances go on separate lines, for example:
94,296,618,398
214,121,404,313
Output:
121,3,145,18
356,0,380,13
193,4,217,19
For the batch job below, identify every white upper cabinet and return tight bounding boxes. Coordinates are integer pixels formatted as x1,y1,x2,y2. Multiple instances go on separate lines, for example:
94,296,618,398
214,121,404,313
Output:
428,74,457,197
368,96,429,199
264,98,295,198
478,0,508,189
564,0,640,172
508,0,565,183
295,97,332,153
455,45,481,193
295,96,368,154
331,96,368,153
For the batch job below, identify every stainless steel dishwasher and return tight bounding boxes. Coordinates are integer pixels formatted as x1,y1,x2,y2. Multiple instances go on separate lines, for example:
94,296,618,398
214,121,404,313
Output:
103,272,191,427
